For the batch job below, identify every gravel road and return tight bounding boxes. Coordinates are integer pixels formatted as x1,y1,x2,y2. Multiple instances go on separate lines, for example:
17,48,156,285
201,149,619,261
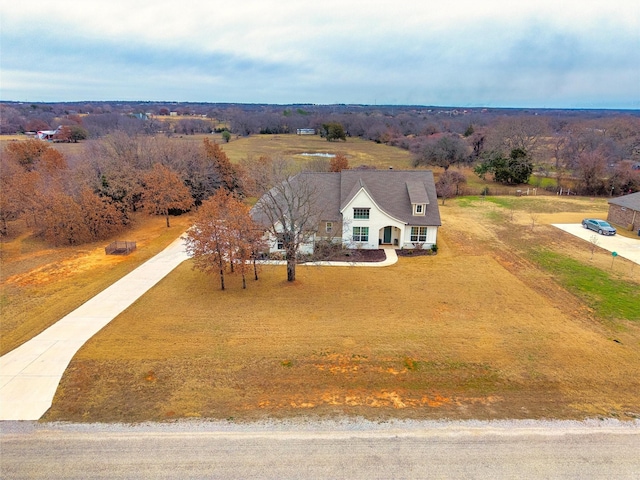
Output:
2,419,639,479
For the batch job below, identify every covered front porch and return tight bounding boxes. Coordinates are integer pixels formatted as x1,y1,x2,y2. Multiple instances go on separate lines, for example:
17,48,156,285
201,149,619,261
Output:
377,224,438,249
377,225,402,247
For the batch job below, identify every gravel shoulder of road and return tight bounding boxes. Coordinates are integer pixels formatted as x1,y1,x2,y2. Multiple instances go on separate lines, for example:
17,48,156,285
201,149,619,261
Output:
3,418,639,436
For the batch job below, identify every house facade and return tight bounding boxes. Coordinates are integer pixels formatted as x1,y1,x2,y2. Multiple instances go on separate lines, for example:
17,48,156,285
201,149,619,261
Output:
253,170,441,253
607,191,640,232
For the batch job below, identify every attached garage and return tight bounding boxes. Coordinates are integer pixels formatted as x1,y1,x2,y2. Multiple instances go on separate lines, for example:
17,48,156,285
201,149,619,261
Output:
607,192,640,234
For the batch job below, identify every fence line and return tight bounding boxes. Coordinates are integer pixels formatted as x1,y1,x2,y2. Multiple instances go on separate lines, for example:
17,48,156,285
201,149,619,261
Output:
457,186,560,197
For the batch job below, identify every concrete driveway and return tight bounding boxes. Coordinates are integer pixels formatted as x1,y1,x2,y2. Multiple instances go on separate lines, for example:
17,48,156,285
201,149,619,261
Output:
0,235,190,421
0,241,400,421
552,224,640,265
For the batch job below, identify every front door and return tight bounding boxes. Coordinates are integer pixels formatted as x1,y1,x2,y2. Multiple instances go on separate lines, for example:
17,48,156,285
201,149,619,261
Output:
383,226,392,244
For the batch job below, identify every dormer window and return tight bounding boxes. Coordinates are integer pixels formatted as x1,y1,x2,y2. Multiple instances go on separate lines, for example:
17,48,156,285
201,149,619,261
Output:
406,181,429,216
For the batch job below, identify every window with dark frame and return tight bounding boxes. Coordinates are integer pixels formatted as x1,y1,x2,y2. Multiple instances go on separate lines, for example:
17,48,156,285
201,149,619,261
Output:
410,226,427,242
353,226,369,242
353,208,370,219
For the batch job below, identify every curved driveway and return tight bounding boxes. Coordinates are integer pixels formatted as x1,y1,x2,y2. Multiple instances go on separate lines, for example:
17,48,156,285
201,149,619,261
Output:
0,242,397,421
0,235,190,421
552,224,640,265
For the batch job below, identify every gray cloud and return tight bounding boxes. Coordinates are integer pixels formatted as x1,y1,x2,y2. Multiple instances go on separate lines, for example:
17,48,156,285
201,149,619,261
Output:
1,2,638,108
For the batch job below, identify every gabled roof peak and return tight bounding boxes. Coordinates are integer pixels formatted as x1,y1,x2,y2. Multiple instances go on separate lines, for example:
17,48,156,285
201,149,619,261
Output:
341,177,369,211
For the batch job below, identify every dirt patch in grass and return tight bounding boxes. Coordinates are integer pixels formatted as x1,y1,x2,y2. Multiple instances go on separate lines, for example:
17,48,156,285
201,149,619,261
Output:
42,196,640,423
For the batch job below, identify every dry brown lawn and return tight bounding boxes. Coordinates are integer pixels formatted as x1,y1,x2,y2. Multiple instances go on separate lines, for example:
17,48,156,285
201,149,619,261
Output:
167,134,500,194
171,133,414,169
3,133,637,421
0,213,193,355
39,196,640,423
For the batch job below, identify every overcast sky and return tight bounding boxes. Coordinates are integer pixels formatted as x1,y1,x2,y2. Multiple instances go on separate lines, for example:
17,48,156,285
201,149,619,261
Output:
1,1,638,108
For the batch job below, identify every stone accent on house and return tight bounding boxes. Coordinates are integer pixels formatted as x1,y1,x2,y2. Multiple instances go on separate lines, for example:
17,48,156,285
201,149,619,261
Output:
607,192,640,232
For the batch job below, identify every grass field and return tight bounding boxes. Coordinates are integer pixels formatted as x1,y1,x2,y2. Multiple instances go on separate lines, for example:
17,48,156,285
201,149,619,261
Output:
39,196,640,423
0,133,412,355
0,213,193,355
2,132,523,194
173,133,415,169
2,134,639,422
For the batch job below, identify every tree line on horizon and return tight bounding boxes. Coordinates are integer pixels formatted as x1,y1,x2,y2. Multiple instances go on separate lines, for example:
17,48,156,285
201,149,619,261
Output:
2,103,639,244
3,101,638,192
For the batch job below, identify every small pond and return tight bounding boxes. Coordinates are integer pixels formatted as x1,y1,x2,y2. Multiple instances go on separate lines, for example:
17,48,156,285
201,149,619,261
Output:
298,153,336,158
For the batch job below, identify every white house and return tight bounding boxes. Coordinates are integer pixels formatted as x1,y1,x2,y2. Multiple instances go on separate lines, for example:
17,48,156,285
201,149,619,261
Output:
252,170,441,253
34,126,62,140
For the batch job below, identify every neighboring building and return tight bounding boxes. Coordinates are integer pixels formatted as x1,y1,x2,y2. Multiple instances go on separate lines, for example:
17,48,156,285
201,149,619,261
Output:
35,126,62,140
252,170,441,253
607,191,640,232
296,128,316,135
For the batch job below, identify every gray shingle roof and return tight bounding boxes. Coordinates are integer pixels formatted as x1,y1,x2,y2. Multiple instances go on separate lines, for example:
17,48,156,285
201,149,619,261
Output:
608,192,640,211
252,170,442,228
406,180,430,205
251,172,341,228
339,170,441,225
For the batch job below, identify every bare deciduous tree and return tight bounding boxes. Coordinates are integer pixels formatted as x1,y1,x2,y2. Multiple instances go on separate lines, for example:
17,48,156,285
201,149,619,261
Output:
575,150,608,195
249,157,323,282
413,134,470,171
486,116,549,160
435,170,467,205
